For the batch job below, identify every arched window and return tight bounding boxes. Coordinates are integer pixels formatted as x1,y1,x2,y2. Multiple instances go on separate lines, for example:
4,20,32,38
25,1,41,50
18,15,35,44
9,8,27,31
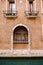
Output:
13,26,29,49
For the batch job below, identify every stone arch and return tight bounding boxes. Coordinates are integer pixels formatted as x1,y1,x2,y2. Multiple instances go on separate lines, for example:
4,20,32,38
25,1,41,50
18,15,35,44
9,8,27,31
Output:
11,24,30,50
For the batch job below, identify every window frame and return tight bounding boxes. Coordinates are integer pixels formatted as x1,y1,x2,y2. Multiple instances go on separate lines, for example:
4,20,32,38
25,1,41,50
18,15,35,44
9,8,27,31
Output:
11,24,30,50
6,0,16,12
26,0,36,12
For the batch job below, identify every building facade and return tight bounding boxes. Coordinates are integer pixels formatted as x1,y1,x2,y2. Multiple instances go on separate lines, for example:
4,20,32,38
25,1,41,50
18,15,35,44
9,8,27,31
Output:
0,0,43,57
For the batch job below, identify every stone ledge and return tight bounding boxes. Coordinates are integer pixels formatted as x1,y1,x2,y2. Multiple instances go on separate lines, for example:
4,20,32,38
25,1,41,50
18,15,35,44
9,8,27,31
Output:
0,50,43,57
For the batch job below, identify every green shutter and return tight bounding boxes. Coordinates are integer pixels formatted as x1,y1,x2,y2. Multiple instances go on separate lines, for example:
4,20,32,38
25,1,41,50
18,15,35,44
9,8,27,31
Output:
0,57,43,65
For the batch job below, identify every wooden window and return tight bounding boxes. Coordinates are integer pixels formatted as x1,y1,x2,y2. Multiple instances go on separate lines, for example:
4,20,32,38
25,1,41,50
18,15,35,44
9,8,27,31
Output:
6,0,16,12
26,0,36,12
13,26,28,49
9,1,16,12
13,26,28,43
4,0,17,18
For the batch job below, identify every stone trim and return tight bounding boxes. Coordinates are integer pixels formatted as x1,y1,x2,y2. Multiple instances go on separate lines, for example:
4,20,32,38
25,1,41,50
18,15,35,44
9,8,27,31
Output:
42,24,43,41
0,50,43,57
41,0,43,13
